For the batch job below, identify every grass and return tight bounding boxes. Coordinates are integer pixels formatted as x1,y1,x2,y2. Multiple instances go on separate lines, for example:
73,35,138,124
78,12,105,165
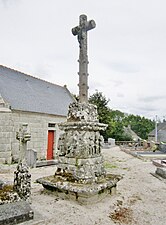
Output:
104,161,118,169
0,185,14,202
122,167,130,171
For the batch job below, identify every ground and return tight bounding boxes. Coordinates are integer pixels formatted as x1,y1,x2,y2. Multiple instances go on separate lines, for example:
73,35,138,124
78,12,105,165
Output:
0,146,166,225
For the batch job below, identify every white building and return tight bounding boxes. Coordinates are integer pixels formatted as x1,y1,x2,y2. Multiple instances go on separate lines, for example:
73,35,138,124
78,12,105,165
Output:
0,65,74,164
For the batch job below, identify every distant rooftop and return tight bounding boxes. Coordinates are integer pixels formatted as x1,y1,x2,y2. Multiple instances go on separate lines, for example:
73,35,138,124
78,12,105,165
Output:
149,122,166,136
124,125,140,141
0,65,74,116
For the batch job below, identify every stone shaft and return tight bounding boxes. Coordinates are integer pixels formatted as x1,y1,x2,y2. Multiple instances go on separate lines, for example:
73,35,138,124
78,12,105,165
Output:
72,14,96,103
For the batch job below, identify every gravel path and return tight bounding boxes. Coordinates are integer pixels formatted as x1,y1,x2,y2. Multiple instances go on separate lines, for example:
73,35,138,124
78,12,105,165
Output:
1,146,166,225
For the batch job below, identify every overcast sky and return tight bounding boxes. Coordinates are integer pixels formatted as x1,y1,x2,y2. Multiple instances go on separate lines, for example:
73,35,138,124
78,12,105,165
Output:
0,0,166,120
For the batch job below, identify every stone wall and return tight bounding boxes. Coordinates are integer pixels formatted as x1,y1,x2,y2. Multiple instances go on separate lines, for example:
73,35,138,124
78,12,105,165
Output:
0,111,13,164
0,110,66,164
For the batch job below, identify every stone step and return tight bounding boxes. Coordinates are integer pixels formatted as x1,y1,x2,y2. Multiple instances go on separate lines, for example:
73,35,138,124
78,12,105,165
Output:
36,160,58,167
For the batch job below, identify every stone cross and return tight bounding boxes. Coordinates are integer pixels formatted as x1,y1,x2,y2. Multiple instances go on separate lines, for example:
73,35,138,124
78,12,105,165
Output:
16,123,31,162
72,14,96,103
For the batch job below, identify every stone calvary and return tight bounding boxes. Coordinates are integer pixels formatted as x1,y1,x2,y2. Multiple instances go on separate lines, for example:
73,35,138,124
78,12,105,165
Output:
37,15,121,203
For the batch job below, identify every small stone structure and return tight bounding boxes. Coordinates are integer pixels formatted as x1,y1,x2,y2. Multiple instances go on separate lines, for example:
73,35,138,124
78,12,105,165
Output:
152,159,166,179
153,159,166,168
13,124,31,201
37,15,121,203
0,124,34,224
159,142,166,153
26,149,37,168
108,138,115,147
13,162,31,201
155,167,166,179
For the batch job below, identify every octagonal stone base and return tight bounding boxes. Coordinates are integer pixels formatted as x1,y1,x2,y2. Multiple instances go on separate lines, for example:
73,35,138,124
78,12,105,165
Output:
57,156,106,183
36,174,121,204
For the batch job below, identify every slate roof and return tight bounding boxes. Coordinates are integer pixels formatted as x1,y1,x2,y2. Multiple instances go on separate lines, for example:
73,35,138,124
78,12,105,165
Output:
148,122,166,136
0,65,75,116
124,125,141,141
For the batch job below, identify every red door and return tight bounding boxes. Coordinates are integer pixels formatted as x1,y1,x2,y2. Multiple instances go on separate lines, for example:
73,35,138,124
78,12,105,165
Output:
47,131,54,160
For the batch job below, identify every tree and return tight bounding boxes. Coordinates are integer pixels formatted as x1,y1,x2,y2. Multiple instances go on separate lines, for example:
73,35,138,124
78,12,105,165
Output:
109,110,133,141
89,91,110,122
89,91,155,141
89,91,112,140
123,115,155,139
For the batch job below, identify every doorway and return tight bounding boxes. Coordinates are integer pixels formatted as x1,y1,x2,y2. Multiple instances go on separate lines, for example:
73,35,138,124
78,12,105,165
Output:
47,130,54,160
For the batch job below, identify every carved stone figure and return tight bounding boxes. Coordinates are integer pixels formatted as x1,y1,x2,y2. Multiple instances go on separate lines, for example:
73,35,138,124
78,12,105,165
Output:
67,102,98,122
57,133,66,156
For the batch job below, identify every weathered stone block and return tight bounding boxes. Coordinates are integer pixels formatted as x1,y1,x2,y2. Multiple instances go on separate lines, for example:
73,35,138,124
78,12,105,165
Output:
0,158,6,164
159,142,166,153
108,138,115,146
26,149,37,168
0,151,11,158
0,201,34,225
156,167,166,179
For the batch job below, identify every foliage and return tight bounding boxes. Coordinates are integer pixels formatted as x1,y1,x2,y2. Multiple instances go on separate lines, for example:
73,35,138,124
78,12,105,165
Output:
89,91,111,140
89,91,110,123
108,110,133,141
89,91,155,141
0,185,14,202
123,115,155,139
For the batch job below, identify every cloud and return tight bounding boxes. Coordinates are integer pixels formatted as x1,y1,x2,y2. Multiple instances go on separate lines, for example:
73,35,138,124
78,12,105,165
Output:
117,93,124,98
108,61,141,73
89,80,106,92
109,79,124,87
139,95,166,103
138,106,157,112
0,0,20,7
0,0,166,120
